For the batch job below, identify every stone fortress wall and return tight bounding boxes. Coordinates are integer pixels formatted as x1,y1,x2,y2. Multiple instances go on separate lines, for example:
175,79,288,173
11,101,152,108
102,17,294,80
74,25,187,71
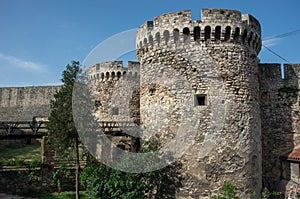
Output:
0,86,61,121
259,63,300,190
0,8,300,199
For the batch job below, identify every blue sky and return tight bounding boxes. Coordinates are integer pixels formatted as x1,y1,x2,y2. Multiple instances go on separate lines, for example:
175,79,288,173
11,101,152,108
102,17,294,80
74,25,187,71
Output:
0,0,300,87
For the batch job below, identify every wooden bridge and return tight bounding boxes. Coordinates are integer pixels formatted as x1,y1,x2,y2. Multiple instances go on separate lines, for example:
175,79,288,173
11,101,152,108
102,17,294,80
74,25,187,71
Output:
98,121,140,136
0,117,48,139
0,118,140,139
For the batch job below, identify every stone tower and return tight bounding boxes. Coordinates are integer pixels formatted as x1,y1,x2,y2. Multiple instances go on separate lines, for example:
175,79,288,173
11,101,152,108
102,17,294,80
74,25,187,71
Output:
136,8,262,198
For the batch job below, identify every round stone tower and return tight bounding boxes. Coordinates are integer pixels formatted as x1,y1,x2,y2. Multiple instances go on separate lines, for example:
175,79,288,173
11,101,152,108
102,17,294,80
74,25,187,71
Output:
87,61,140,123
136,8,262,198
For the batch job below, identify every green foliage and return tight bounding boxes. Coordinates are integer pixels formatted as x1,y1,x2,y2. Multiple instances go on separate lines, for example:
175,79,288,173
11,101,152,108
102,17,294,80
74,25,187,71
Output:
47,60,81,199
80,140,182,199
47,61,80,157
17,191,88,199
27,170,39,184
0,158,42,168
212,183,282,199
39,191,88,199
81,157,152,198
261,187,281,199
52,163,72,192
212,182,240,199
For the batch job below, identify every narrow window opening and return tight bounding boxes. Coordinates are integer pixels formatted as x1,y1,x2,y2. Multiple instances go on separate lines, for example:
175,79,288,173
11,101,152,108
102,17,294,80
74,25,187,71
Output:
248,32,253,46
143,38,148,47
204,26,211,41
95,100,102,108
117,71,121,78
155,32,160,45
242,29,248,44
173,29,179,43
194,94,206,106
149,35,153,46
112,107,119,115
225,26,231,41
233,27,240,41
183,27,190,43
163,30,169,44
194,26,200,41
215,26,221,40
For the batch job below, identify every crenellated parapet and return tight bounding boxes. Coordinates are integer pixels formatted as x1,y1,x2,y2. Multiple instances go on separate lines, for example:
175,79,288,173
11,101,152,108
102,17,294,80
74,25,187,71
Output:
87,61,140,82
136,8,262,58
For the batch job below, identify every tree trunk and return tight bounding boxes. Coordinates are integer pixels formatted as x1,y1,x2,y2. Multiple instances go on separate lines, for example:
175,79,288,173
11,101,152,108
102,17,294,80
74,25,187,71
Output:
75,137,80,199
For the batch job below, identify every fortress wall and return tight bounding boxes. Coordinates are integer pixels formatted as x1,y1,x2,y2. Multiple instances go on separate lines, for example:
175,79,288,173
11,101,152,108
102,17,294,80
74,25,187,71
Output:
260,63,300,189
0,86,61,121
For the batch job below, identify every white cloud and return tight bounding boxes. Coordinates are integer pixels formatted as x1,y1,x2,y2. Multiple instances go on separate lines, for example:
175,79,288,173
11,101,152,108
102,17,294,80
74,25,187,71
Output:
0,52,48,72
262,37,282,47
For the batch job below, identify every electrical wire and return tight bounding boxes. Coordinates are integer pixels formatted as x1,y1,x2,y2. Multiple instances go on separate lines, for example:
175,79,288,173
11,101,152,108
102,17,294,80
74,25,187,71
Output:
261,29,300,62
263,29,300,41
262,44,290,63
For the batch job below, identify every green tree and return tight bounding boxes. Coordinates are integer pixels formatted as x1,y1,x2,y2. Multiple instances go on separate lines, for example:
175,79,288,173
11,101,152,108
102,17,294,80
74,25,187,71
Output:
80,141,183,199
47,61,81,199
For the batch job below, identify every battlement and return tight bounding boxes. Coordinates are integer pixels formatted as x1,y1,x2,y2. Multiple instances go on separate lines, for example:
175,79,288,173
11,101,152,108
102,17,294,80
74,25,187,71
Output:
136,8,262,55
259,63,300,80
87,61,140,82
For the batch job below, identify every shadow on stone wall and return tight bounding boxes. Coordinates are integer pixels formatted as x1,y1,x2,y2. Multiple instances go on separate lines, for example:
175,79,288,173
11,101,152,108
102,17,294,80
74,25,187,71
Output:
152,161,183,199
260,64,299,196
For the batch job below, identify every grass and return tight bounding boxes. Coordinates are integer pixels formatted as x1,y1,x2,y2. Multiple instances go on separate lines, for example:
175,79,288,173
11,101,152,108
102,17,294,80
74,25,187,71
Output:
18,190,88,199
0,142,42,161
39,192,88,199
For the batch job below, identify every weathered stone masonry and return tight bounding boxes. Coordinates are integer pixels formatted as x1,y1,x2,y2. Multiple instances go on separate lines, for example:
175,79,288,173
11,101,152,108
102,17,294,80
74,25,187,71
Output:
1,8,300,199
136,8,262,198
0,86,60,121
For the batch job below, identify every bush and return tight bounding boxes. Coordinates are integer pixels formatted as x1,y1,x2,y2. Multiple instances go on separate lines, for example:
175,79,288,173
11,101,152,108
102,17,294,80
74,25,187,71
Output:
80,140,181,199
212,182,240,199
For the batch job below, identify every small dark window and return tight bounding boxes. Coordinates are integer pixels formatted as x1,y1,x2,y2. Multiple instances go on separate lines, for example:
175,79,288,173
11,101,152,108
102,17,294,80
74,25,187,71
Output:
233,27,240,41
149,35,153,46
194,94,206,106
173,29,179,43
112,107,119,115
95,100,102,108
183,27,190,43
117,71,121,78
204,26,211,41
242,29,248,44
225,26,231,41
163,30,170,43
215,26,221,40
194,26,200,41
155,32,160,45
